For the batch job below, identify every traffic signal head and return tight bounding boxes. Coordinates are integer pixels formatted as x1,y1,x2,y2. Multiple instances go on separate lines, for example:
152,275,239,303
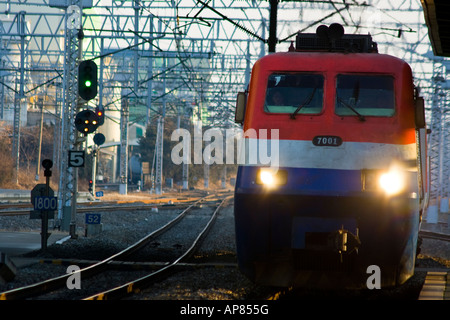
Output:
75,109,99,135
88,179,93,192
93,133,106,146
95,106,105,126
78,60,98,101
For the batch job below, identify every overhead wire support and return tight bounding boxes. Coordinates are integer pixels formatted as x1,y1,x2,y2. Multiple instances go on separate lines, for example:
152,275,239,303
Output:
427,60,445,223
195,0,266,43
58,1,84,236
0,0,446,199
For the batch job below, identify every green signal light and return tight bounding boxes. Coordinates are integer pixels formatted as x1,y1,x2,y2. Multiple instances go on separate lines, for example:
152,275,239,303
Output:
78,60,98,101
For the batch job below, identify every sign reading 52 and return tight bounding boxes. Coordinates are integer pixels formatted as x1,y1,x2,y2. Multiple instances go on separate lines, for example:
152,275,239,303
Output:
68,150,85,167
85,213,101,224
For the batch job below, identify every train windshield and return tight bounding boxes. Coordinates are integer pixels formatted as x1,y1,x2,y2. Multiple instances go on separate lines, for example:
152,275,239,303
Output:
335,75,395,117
264,73,324,115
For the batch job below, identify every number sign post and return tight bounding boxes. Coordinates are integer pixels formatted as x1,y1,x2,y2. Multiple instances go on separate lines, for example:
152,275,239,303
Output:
30,159,55,252
31,185,55,219
68,150,85,167
85,213,102,236
34,196,57,211
85,213,101,224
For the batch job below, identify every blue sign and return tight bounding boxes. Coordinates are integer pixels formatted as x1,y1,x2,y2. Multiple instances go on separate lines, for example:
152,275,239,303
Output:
95,191,104,197
33,196,57,211
85,213,101,224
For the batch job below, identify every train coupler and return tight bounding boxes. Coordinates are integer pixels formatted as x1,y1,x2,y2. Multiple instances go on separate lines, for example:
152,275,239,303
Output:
329,227,361,262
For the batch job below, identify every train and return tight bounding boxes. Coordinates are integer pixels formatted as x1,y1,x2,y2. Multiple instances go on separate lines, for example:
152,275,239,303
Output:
233,24,428,289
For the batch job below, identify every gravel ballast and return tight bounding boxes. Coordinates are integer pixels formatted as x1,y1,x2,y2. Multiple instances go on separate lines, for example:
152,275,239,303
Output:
1,195,449,300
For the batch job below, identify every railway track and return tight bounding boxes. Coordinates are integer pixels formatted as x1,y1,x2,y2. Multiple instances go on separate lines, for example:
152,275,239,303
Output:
258,231,450,300
419,230,450,242
262,267,449,300
0,193,231,300
86,195,232,300
0,194,208,217
1,194,448,301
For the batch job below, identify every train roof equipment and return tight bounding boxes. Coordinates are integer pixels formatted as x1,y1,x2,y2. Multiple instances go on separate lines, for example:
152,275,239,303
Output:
291,23,378,53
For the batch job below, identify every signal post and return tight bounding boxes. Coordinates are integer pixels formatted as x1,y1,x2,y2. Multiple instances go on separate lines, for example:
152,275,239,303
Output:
30,159,56,252
58,2,103,239
68,57,100,238
65,37,101,237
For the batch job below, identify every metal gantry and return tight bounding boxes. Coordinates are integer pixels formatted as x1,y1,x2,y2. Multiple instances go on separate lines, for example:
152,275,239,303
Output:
1,0,449,227
60,1,85,235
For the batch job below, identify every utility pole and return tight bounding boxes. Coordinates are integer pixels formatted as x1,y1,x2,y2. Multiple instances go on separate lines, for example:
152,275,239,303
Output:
155,116,163,194
155,55,167,195
12,11,26,185
182,101,189,190
120,88,129,195
268,0,278,53
35,96,44,181
12,84,21,185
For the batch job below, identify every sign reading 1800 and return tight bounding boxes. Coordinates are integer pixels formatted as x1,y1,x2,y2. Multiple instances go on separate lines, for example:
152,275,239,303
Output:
34,196,58,211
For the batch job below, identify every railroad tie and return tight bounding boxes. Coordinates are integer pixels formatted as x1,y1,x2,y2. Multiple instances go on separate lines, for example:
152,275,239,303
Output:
418,272,448,300
446,273,450,300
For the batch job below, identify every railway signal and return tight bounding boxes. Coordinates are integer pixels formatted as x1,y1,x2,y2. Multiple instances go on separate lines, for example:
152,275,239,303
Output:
78,60,98,101
93,133,105,146
74,109,99,134
95,106,105,126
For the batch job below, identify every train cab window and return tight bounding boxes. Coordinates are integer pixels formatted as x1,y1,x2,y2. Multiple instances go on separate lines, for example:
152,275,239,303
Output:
335,74,395,118
264,73,324,115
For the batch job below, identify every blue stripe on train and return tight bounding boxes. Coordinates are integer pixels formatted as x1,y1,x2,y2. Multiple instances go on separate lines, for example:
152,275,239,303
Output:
235,166,362,196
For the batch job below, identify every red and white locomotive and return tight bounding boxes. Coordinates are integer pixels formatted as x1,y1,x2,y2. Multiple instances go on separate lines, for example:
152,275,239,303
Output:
234,24,428,288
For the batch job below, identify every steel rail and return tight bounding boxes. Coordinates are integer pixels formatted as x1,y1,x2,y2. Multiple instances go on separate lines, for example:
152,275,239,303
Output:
0,194,216,300
419,230,450,242
0,197,205,216
84,195,232,300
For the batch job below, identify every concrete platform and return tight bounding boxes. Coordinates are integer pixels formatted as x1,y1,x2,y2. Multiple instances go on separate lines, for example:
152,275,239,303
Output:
0,231,69,255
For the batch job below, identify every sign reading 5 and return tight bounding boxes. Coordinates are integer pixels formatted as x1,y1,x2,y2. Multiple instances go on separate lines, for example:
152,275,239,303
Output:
69,150,85,167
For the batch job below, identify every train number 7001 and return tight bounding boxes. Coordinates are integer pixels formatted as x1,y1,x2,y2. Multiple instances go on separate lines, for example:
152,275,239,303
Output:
313,135,343,147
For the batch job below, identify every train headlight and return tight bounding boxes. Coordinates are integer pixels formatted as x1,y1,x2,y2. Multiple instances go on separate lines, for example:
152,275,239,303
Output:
260,170,275,186
378,169,405,196
362,166,406,196
256,168,287,187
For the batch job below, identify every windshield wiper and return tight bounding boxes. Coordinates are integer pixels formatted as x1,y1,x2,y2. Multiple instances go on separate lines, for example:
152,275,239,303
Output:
290,87,317,120
336,79,365,122
337,97,366,122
